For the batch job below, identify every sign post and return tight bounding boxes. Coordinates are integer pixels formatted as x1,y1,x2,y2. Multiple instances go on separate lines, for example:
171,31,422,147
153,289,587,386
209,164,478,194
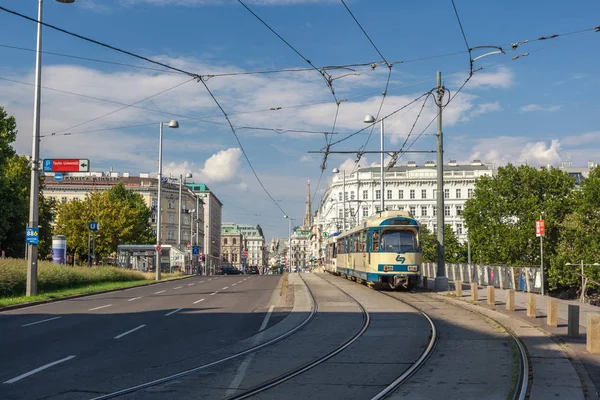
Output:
536,218,545,296
88,222,99,267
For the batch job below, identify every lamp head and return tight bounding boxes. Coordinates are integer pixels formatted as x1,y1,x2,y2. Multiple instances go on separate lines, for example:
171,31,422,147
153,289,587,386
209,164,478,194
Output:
363,114,375,124
185,172,193,179
167,120,179,128
56,0,75,3
332,168,340,174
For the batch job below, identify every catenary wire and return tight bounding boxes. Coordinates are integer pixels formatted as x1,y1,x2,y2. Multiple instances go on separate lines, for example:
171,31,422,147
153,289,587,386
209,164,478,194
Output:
340,0,389,64
450,0,471,52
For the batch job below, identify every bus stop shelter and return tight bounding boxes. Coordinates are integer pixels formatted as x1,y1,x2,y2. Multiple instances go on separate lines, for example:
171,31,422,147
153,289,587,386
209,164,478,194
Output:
117,244,185,273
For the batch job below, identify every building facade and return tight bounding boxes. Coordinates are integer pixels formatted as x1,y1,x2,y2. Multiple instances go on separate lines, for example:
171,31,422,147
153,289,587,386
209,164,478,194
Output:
41,172,204,250
313,160,496,242
222,223,267,268
187,183,222,273
221,226,244,269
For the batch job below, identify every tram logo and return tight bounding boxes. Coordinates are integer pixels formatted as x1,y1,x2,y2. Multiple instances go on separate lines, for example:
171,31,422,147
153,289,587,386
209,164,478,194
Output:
395,255,405,263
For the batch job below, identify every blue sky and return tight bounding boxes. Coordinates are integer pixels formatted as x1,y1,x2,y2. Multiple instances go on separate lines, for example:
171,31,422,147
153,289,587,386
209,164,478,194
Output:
1,0,599,240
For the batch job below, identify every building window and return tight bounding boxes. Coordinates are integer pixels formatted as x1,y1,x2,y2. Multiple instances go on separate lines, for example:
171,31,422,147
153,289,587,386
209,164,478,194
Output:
433,224,437,233
456,205,462,216
224,238,228,245
433,206,436,216
168,214,175,224
362,190,368,200
409,206,416,215
61,196,67,203
151,213,156,223
233,238,237,245
410,190,415,199
375,206,381,212
168,200,175,209
421,207,427,217
468,188,474,198
338,192,342,201
456,223,463,235
350,191,355,200
167,230,175,240
444,189,449,199
152,228,157,236
344,192,348,201
386,190,392,200
375,190,381,200
421,189,427,199
444,205,450,216
398,190,403,199
152,198,158,208
456,189,462,199
362,207,368,217
338,209,343,219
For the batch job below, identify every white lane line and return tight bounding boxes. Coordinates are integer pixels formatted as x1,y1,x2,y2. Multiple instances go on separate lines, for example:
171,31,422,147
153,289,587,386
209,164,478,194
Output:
199,281,205,283
154,290,166,294
128,297,142,302
208,279,212,281
188,283,195,286
225,305,274,396
222,286,229,290
21,316,62,327
3,355,76,384
174,286,183,290
232,283,237,287
238,281,243,283
165,308,182,317
114,324,145,339
193,298,205,304
210,291,219,296
88,304,112,311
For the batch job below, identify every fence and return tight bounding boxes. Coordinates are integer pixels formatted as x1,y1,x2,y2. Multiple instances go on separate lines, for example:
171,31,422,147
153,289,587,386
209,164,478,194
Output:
422,263,542,293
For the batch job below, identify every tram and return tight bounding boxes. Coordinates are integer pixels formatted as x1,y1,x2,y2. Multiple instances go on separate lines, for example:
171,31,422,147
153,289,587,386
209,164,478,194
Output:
325,211,422,290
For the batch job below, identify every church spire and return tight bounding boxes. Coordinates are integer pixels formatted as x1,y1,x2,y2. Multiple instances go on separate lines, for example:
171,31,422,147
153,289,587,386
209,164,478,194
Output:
303,180,312,228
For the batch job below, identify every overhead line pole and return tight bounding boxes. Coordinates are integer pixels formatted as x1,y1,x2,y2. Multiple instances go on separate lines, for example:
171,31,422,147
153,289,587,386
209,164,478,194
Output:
435,71,448,292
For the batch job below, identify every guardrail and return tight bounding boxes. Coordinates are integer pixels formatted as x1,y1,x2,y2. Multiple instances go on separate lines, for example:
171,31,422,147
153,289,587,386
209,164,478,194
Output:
422,263,542,293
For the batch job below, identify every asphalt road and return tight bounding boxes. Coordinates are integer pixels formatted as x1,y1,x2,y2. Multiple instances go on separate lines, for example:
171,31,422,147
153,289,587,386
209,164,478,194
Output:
0,274,286,400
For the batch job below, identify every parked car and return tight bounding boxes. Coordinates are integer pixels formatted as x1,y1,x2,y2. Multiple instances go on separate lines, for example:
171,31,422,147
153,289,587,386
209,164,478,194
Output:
217,265,243,275
246,266,259,275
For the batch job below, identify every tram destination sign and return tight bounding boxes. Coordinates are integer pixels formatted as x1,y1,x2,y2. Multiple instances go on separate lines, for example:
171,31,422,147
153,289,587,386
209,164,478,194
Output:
43,159,90,173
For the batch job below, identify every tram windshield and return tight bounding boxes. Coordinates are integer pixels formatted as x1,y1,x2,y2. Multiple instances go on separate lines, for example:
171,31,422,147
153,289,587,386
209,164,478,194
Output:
380,230,418,253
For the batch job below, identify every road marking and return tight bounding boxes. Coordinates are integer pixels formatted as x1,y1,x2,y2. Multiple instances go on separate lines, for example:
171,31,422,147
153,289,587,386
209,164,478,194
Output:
238,281,243,284
259,305,275,332
188,283,195,286
222,286,229,290
3,355,76,384
114,325,145,339
174,286,183,290
89,304,112,311
154,290,166,294
21,316,62,327
208,279,212,281
225,305,274,396
210,291,219,296
193,298,205,304
165,308,182,317
199,281,205,283
128,297,142,302
232,283,237,287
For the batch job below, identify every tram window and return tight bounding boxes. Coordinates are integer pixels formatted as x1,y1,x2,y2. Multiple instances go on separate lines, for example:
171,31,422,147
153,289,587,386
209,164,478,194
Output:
380,230,418,253
372,230,380,252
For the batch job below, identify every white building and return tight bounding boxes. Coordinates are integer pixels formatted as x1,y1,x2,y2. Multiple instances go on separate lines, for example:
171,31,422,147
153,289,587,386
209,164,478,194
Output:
313,160,496,242
223,223,267,268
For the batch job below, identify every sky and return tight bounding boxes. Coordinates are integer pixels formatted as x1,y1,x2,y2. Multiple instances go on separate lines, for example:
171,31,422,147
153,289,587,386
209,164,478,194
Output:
1,0,599,240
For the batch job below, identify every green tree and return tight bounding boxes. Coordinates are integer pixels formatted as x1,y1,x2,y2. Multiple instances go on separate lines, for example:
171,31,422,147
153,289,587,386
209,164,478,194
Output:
420,224,466,263
54,184,153,263
462,164,575,267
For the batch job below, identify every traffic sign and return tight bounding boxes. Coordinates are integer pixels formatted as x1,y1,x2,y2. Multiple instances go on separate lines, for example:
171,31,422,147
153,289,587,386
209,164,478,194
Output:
88,221,99,231
536,219,545,237
155,245,162,253
323,232,329,238
54,173,63,182
192,246,200,255
43,159,90,172
186,243,192,250
25,227,39,245
243,250,248,258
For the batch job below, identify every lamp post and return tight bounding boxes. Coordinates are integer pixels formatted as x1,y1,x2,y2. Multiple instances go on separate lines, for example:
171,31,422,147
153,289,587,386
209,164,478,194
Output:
156,120,179,281
26,0,77,297
565,261,600,303
284,215,294,273
332,168,346,230
363,114,384,212
177,173,193,251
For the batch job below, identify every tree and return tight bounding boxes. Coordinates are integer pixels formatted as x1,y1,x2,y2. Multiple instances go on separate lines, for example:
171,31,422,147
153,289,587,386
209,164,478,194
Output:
54,184,153,263
462,164,575,267
420,224,466,263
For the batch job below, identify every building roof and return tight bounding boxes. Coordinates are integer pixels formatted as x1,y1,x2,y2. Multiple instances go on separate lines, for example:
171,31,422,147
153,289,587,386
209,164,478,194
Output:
356,164,492,173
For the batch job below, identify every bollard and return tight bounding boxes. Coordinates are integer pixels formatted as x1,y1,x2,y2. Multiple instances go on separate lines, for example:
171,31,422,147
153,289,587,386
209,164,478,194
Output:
422,277,428,291
587,314,600,355
487,286,495,306
456,280,463,297
527,293,536,318
471,283,478,301
547,298,558,327
506,289,515,311
568,305,580,337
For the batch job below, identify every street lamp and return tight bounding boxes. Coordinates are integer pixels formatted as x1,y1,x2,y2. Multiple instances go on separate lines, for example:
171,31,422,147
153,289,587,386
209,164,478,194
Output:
156,120,179,281
284,215,294,273
26,0,76,297
565,261,600,302
363,114,384,212
178,172,193,250
332,168,346,230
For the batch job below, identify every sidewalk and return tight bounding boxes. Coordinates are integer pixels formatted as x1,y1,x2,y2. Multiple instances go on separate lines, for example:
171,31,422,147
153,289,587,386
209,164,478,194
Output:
439,279,600,398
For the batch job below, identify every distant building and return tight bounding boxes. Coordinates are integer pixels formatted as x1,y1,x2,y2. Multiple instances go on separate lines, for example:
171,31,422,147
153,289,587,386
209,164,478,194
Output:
221,226,244,269
557,161,597,187
222,223,267,268
187,183,222,273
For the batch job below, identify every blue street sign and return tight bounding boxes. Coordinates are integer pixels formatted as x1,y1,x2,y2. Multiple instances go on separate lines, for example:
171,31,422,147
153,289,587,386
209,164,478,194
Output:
43,159,53,172
26,227,39,245
88,221,99,231
192,246,200,255
54,173,63,182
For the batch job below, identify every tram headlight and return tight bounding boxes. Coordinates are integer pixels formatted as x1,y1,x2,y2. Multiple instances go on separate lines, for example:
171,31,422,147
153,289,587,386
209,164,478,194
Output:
408,265,418,272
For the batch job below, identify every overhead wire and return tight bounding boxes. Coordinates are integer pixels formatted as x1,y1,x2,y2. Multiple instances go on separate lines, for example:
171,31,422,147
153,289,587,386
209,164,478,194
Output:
340,0,389,65
450,0,472,69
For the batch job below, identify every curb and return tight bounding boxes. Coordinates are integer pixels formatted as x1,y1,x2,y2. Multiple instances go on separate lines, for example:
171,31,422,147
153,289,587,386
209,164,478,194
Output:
0,274,195,312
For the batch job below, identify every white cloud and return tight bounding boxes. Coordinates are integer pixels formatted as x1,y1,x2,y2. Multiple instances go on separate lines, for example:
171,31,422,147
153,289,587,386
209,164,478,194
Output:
163,147,242,183
451,66,515,89
465,101,501,120
520,104,561,112
459,137,562,167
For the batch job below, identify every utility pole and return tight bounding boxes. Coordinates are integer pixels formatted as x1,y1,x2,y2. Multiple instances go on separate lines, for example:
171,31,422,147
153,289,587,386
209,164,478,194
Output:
435,71,449,292
540,213,544,296
177,174,183,251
